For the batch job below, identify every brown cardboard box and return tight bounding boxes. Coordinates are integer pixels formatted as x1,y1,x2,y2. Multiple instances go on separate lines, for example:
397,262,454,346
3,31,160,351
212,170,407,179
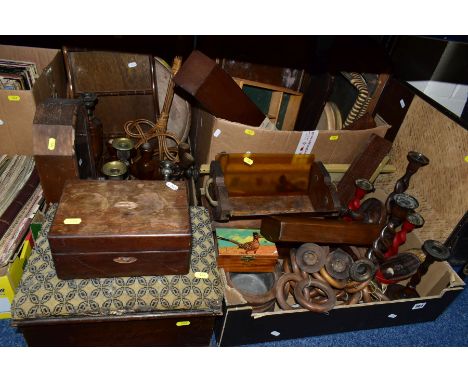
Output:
0,45,67,155
190,107,391,165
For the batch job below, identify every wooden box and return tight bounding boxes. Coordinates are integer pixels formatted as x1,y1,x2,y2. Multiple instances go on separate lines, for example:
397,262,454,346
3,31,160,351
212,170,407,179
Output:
216,228,278,272
48,179,191,279
12,206,223,346
33,98,96,203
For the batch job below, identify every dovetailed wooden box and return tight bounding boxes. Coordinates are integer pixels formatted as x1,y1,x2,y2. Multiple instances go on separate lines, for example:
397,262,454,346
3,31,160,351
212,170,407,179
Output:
48,179,191,279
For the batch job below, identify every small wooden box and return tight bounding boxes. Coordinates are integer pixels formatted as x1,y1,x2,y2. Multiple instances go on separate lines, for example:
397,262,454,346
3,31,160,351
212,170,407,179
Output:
33,98,96,203
48,179,191,279
216,228,278,272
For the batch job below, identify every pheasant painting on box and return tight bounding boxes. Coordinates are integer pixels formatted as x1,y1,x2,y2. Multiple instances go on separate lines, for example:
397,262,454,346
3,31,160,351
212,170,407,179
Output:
215,228,278,272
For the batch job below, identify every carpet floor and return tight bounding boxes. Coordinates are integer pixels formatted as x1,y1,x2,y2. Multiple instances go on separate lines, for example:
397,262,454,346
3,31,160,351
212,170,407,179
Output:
2,278,467,347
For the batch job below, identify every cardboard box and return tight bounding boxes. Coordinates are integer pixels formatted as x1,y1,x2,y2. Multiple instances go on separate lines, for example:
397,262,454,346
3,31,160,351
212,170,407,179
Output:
0,233,33,319
0,45,67,155
214,250,465,346
190,107,390,165
213,189,465,346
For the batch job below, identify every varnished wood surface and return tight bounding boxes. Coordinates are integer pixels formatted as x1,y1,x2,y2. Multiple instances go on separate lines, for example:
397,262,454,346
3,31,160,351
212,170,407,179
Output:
17,314,215,346
174,50,265,126
50,180,190,238
53,249,190,279
69,51,152,93
261,215,382,245
34,155,78,204
48,180,191,278
337,133,392,205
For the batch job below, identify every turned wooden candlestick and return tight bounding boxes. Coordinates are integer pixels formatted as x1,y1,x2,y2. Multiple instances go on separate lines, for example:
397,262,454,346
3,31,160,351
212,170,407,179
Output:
343,178,374,221
384,212,425,259
385,240,450,300
408,240,450,288
367,193,419,263
82,92,103,169
385,151,429,214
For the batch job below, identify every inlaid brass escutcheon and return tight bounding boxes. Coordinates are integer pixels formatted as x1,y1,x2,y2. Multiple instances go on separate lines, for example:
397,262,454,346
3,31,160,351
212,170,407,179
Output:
240,255,256,262
113,256,138,264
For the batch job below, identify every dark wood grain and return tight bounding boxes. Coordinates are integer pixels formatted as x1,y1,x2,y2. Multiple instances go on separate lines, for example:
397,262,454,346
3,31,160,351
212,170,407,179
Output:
48,180,191,278
33,98,97,203
373,77,415,142
53,249,191,279
174,50,265,126
260,215,382,246
16,313,215,346
337,133,392,205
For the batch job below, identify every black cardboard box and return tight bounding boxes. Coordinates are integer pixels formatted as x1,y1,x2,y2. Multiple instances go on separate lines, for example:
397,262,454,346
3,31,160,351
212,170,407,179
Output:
214,260,464,346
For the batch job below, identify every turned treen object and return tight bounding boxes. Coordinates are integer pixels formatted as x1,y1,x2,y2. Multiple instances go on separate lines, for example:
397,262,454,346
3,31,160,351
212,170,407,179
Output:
384,212,425,259
375,252,421,284
343,178,374,222
367,193,419,263
408,240,450,288
81,92,103,168
385,151,429,214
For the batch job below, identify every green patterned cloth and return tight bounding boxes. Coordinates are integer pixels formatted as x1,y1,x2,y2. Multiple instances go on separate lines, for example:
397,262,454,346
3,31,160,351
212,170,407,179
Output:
12,206,223,320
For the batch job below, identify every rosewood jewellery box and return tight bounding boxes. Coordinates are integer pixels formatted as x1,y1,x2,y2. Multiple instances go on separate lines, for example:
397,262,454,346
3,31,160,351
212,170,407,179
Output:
47,179,191,279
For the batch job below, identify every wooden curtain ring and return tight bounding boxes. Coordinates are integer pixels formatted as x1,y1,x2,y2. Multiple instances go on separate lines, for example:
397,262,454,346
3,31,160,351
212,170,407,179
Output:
293,278,337,313
325,249,353,280
349,259,377,282
346,291,362,305
276,273,305,311
290,249,308,279
319,267,348,289
345,279,371,294
335,289,347,299
362,286,373,303
295,243,327,274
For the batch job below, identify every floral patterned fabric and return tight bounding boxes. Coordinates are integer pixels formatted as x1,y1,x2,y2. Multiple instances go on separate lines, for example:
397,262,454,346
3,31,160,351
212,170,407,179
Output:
12,205,223,320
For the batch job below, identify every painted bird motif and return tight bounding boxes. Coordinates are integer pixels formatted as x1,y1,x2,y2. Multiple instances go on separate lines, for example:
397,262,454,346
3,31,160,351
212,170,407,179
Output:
217,232,261,254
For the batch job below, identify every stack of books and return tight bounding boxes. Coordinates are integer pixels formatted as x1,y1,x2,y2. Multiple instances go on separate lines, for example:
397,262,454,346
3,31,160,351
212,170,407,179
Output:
0,60,38,90
0,155,43,269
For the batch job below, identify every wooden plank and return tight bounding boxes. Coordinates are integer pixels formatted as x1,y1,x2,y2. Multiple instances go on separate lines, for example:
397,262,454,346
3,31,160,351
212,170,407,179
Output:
337,133,393,205
232,77,303,95
282,94,303,131
367,73,390,116
260,216,382,246
267,91,283,124
373,77,415,142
